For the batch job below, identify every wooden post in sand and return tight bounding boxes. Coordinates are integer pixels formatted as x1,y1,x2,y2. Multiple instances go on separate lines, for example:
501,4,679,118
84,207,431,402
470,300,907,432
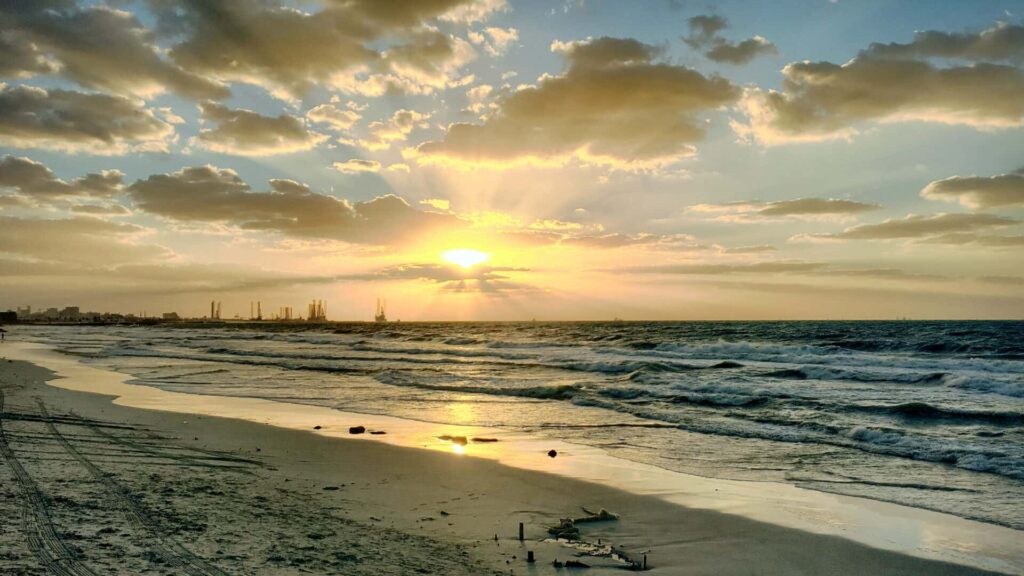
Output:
518,522,524,541
527,551,535,563
643,554,648,570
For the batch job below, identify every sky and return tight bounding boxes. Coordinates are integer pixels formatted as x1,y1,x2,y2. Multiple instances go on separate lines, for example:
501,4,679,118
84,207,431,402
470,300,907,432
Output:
1,0,1023,321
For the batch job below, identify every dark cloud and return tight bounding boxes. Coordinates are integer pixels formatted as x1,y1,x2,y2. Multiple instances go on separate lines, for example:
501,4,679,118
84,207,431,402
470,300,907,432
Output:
622,261,827,275
339,261,537,294
684,15,776,65
978,275,1024,285
0,155,123,199
127,166,461,244
0,84,175,154
0,216,170,265
921,171,1024,209
827,268,946,281
922,232,1024,247
1,2,227,99
413,36,739,167
687,198,879,221
720,245,777,254
196,102,327,156
817,213,1015,240
71,204,131,216
758,198,879,216
863,22,1024,64
560,232,697,249
159,0,487,98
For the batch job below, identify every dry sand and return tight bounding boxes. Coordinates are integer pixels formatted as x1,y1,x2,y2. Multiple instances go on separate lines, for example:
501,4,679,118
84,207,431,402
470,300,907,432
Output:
0,350,1015,575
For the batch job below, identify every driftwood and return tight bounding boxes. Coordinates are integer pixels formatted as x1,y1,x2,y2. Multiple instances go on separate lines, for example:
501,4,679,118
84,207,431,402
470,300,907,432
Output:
548,508,619,540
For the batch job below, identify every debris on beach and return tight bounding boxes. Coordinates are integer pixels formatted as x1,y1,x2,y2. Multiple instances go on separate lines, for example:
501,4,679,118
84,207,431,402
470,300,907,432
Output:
548,449,558,458
349,426,366,434
574,508,618,524
313,425,322,430
471,437,499,443
369,430,386,435
439,434,468,445
322,486,339,491
547,518,580,540
565,559,590,568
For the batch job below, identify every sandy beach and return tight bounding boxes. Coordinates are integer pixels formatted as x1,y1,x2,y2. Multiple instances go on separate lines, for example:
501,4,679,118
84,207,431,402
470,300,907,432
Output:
0,342,1018,575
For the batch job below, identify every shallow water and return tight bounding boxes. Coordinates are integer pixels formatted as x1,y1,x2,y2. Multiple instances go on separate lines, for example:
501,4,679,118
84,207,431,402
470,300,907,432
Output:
15,320,1024,529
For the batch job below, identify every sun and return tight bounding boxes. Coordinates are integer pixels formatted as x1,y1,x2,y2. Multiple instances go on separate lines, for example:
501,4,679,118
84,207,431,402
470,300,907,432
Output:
442,249,490,268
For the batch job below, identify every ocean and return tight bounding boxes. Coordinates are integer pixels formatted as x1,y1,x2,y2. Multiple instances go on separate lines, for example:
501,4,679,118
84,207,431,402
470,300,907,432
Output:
16,321,1024,530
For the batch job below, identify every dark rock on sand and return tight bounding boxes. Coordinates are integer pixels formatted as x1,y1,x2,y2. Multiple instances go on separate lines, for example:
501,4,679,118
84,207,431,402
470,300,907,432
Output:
548,449,558,458
349,426,366,434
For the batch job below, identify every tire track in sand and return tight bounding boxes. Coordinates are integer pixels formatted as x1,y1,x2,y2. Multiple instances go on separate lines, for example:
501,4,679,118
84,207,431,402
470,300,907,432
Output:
0,390,99,576
35,398,230,576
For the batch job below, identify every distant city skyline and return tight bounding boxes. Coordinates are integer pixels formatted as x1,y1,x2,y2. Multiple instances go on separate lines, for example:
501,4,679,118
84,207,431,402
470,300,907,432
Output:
1,1,1023,320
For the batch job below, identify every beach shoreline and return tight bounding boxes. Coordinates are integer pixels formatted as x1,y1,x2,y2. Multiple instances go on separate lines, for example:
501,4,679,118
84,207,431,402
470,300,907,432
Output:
0,342,1019,575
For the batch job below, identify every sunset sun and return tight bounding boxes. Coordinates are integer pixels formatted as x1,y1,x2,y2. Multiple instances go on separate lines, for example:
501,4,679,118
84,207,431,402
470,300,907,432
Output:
442,249,490,269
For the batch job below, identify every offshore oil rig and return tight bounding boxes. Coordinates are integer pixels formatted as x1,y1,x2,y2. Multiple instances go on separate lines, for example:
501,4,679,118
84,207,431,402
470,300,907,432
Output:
374,298,387,323
308,300,327,322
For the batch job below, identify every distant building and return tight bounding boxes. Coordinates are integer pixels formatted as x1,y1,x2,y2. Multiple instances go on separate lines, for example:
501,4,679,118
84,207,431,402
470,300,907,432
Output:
59,306,81,321
162,312,181,321
0,310,17,323
16,306,31,318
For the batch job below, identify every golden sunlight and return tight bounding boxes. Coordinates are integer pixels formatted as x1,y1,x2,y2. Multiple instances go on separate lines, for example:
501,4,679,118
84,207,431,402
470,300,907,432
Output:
442,249,490,268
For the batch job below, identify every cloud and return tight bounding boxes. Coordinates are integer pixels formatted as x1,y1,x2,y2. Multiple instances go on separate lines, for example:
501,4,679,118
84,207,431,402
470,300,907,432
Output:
347,262,538,294
813,213,1015,240
622,261,828,274
863,22,1024,64
306,103,362,130
735,27,1024,144
0,84,175,154
684,15,777,65
383,31,478,92
0,216,170,266
0,155,123,200
0,2,227,99
127,165,460,244
195,102,327,156
687,198,879,221
560,232,697,249
361,109,431,150
420,198,451,210
161,0,487,99
411,36,739,168
333,159,381,174
758,198,880,216
469,26,519,56
71,204,131,216
921,232,1024,247
921,171,1024,209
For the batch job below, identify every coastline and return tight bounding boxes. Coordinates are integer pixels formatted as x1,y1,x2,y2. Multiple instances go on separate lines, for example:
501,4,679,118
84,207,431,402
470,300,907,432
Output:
1,341,1020,575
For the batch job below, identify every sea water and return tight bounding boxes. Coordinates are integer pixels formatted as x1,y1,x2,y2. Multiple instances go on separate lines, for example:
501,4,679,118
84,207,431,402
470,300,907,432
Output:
16,321,1024,530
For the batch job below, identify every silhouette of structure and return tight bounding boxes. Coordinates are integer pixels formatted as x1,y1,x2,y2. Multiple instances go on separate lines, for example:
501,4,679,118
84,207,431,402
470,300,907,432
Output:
308,300,327,322
209,300,222,320
375,298,387,323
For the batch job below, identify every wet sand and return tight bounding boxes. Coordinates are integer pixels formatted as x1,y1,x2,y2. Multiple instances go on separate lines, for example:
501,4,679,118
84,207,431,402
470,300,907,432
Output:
0,346,1016,575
